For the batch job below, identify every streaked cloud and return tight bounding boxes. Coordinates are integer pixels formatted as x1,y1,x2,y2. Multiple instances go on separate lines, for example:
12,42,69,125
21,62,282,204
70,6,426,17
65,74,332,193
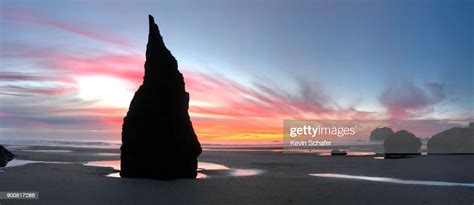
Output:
2,6,134,48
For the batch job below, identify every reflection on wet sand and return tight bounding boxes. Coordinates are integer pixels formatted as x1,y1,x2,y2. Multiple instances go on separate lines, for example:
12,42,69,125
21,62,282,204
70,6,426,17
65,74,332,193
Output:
86,160,120,170
84,160,263,179
309,173,474,187
2,159,263,179
197,162,263,179
20,149,73,153
5,159,72,167
319,151,376,157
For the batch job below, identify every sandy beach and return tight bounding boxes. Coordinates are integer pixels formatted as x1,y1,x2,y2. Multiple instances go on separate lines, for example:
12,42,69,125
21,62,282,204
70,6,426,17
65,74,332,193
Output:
0,144,473,205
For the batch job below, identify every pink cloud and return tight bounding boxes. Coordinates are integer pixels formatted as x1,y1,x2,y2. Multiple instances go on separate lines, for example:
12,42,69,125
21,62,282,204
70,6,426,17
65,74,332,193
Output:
0,71,75,84
185,70,378,121
0,85,76,96
3,48,144,85
379,81,446,119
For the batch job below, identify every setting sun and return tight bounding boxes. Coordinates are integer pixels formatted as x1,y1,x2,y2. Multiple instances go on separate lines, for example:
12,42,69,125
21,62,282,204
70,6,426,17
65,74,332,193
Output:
77,76,134,108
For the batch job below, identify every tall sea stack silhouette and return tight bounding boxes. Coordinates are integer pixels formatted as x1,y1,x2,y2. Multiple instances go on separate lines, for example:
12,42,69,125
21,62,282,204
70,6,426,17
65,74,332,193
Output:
120,15,202,180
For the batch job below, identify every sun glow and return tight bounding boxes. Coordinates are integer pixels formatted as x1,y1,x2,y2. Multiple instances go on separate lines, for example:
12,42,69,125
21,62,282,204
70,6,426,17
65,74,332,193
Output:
77,76,135,108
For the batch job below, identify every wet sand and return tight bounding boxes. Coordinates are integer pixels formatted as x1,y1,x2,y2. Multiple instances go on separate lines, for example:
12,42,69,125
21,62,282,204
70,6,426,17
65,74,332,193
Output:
1,145,473,204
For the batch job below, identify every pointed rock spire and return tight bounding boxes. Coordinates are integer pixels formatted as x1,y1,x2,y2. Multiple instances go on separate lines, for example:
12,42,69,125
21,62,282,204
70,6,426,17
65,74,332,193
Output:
121,15,202,180
144,15,178,83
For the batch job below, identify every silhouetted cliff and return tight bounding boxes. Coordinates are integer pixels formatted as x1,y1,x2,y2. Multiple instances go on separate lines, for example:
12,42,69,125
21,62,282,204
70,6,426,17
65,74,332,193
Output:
369,127,394,141
428,123,474,154
120,15,202,180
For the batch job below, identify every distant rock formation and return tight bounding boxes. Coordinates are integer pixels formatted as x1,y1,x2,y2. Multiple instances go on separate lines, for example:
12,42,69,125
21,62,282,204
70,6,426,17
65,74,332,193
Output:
427,123,474,154
120,15,202,180
330,149,347,156
384,130,421,157
369,127,394,141
0,145,14,167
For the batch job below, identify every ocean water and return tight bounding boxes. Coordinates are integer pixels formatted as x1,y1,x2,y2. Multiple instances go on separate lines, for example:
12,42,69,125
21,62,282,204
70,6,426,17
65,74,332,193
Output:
0,139,393,161
0,139,121,148
0,139,284,150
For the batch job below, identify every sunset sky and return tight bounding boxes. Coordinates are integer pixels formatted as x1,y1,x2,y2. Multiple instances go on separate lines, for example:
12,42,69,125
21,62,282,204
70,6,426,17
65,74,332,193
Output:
1,0,472,143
